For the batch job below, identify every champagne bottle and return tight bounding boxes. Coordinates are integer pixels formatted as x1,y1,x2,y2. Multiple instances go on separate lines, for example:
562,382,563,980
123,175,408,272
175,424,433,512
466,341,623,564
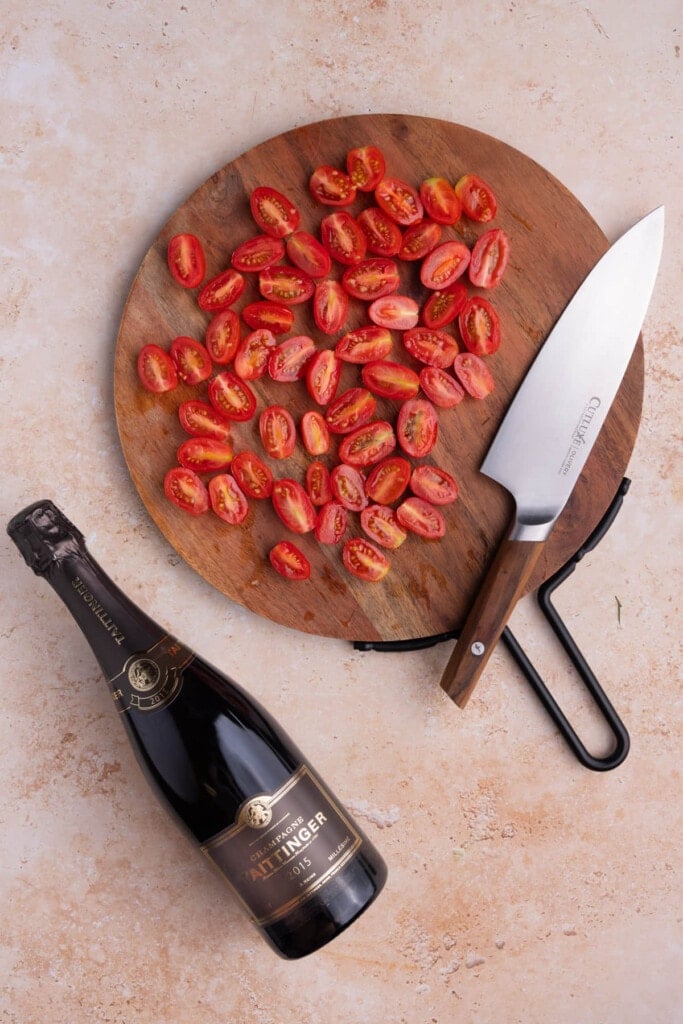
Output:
7,500,387,959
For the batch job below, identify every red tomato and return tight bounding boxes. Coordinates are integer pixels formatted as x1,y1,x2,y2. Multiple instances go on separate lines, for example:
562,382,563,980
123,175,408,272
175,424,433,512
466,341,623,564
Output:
341,258,400,300
268,335,316,382
197,268,246,312
398,221,442,261
250,186,300,238
285,230,332,278
205,309,241,363
137,344,178,393
231,450,274,499
468,228,510,288
258,265,314,305
178,400,232,442
396,398,438,457
396,496,445,538
356,207,403,256
233,328,277,380
420,241,470,289
458,296,501,355
320,211,367,266
313,279,349,335
346,146,386,192
208,371,257,421
375,177,423,226
402,326,459,368
360,504,408,550
342,537,390,581
208,473,249,525
419,178,462,225
167,233,206,289
421,281,468,329
271,479,316,533
410,464,459,505
306,460,333,506
240,300,294,335
177,437,234,473
169,336,213,385
454,174,497,222
259,405,297,459
164,466,209,515
418,366,465,408
368,295,419,330
309,165,357,206
269,540,311,581
330,464,368,512
453,352,495,398
363,456,411,504
325,387,377,434
338,420,396,467
231,234,285,272
305,349,342,406
301,410,330,456
335,326,393,364
361,360,420,400
315,500,348,544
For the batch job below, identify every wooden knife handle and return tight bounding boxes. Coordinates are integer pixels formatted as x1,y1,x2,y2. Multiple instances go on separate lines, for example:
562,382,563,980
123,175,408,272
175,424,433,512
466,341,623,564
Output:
440,536,545,707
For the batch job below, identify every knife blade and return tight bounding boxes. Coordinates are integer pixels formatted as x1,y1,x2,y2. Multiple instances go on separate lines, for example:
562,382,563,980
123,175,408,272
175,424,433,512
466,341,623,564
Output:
440,206,665,708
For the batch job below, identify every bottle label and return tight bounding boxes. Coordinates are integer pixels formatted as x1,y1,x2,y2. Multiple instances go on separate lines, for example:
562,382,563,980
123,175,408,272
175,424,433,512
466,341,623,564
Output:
110,635,193,713
201,765,363,926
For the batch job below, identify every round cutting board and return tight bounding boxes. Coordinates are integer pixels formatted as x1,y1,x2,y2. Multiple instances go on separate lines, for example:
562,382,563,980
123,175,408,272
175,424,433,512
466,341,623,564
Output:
114,114,643,642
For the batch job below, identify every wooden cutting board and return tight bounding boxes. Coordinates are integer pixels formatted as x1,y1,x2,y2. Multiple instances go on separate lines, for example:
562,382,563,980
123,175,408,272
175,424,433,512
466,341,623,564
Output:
114,114,643,642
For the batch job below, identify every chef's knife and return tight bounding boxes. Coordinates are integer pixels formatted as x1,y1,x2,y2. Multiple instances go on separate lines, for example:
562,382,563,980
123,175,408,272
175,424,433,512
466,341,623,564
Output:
440,206,665,707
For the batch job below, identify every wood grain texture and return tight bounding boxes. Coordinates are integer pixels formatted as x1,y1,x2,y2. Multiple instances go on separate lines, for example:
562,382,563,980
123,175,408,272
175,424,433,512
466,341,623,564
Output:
113,114,643,642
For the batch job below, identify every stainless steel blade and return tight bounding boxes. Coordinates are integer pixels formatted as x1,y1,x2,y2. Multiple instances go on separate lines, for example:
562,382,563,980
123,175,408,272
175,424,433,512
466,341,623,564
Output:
481,206,664,541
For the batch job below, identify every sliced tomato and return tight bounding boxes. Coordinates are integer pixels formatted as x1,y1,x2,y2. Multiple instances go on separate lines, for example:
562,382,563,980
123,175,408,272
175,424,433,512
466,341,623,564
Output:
346,146,386,192
421,281,468,329
363,456,411,505
331,464,369,512
396,398,439,457
338,420,396,467
258,265,314,305
249,186,300,238
375,176,423,226
418,366,465,408
396,496,445,538
301,410,330,456
167,233,206,289
231,234,285,272
169,336,213,385
325,387,377,434
309,165,357,206
468,228,510,289
368,295,419,330
305,348,342,406
313,279,349,335
458,296,501,355
178,400,232,442
285,230,332,278
341,258,400,300
205,309,241,364
420,241,470,289
240,300,294,335
231,450,274,499
259,405,297,459
342,537,390,581
398,221,442,261
320,211,367,266
177,437,234,473
454,174,497,222
419,178,462,225
360,504,408,550
306,460,333,506
335,326,393,364
137,344,178,393
233,328,277,380
271,478,316,533
315,500,348,544
410,464,459,505
269,540,311,581
268,335,316,382
164,466,209,515
402,326,459,368
453,352,495,398
208,371,257,421
356,207,403,256
361,360,420,400
197,268,246,312
208,473,249,525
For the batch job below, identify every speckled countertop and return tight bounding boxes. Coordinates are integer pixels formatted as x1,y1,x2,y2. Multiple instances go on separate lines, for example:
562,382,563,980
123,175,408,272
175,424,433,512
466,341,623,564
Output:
1,3,681,1023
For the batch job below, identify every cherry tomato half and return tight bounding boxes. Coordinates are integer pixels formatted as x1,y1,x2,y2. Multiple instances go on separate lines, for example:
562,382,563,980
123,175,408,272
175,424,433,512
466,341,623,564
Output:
208,473,249,525
240,300,294,335
268,335,316,382
301,410,330,456
177,437,234,473
258,265,315,305
325,387,377,434
418,366,465,408
338,420,396,467
454,174,498,223
306,348,342,406
410,464,459,505
396,398,439,458
250,186,300,238
205,309,241,364
320,211,367,266
468,228,510,289
375,176,423,226
286,230,332,278
421,281,468,329
233,328,277,380
271,479,316,533
396,496,445,539
259,405,297,459
208,371,257,421
341,258,400,301
420,241,470,290
169,336,213,385
231,450,274,499
315,500,348,544
137,344,178,393
342,537,390,581
360,504,408,550
368,295,419,330
306,461,333,506
164,466,209,515
230,234,285,272
361,360,420,401
402,326,459,368
356,207,403,257
363,456,411,505
269,540,310,581
197,268,246,312
313,279,349,335
346,146,386,192
419,178,462,225
458,296,501,356
335,326,393,364
309,165,357,207
398,221,442,261
330,464,368,512
178,400,233,442
167,233,206,289
452,352,495,398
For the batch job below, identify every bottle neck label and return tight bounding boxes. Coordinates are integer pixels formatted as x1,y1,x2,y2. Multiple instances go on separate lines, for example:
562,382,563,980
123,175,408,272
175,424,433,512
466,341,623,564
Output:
201,765,363,927
109,635,193,713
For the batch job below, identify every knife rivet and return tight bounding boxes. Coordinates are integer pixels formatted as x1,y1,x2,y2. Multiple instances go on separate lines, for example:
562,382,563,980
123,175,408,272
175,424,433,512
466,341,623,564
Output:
471,641,486,656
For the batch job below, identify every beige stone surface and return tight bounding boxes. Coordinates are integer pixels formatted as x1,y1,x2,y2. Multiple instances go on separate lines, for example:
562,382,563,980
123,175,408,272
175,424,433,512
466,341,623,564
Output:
1,2,681,1022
